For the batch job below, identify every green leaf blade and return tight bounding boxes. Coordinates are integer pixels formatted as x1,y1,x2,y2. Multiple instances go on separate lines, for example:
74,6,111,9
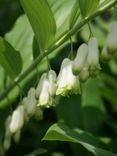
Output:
43,123,117,156
0,37,22,79
20,0,56,51
78,0,99,18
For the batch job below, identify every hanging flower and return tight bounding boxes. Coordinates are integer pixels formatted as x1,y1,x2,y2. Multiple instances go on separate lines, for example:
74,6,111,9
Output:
72,43,88,75
9,105,25,133
35,73,47,98
23,88,37,116
87,37,101,77
48,70,57,97
56,58,80,96
106,21,117,53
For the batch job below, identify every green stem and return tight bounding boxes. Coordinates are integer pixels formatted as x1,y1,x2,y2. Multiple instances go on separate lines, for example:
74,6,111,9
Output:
0,0,116,102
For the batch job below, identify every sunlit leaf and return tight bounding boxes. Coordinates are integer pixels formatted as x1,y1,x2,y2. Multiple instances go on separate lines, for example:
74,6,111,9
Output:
0,37,22,79
20,0,56,51
43,123,116,156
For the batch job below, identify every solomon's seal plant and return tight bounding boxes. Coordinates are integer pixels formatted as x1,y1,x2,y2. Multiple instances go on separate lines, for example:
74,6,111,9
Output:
0,0,117,156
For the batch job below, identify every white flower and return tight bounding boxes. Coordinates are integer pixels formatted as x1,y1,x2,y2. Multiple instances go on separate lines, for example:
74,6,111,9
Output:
48,70,57,97
9,105,25,133
87,37,101,77
56,58,80,96
106,21,117,53
36,71,57,108
37,76,52,108
23,88,37,116
35,73,47,98
72,43,88,75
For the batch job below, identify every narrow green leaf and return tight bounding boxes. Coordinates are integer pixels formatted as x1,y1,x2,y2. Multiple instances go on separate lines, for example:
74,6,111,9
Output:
43,123,117,156
20,0,56,51
0,37,22,79
69,1,80,29
78,0,99,18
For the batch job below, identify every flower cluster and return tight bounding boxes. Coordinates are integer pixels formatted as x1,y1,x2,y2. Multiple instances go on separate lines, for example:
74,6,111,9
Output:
102,21,117,60
3,37,101,151
3,87,43,151
72,37,101,79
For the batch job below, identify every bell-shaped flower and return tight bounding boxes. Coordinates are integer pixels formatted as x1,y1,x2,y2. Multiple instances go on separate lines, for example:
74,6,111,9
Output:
35,73,47,98
56,58,80,96
87,37,101,77
37,75,52,108
9,105,25,133
72,43,88,75
23,88,37,116
48,70,57,97
106,21,117,53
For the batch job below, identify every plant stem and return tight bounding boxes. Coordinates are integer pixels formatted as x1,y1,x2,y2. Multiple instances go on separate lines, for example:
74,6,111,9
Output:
0,0,117,102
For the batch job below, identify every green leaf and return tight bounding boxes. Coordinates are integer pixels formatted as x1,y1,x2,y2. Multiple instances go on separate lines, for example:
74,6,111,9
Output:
78,0,99,18
69,1,80,29
0,37,22,79
48,0,76,37
25,148,47,156
20,0,56,51
43,123,116,156
5,15,34,71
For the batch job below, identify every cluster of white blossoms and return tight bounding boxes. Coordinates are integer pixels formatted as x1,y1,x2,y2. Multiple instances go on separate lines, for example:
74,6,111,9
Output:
102,21,117,60
72,37,101,79
3,88,43,150
3,37,101,151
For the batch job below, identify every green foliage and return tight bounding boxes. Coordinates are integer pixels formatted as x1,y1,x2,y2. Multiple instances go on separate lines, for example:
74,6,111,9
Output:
0,37,22,79
0,0,117,156
78,0,99,18
20,0,56,51
43,123,116,156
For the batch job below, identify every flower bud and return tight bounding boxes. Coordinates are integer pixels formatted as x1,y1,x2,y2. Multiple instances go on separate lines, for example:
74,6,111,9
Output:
87,37,101,77
56,58,80,96
24,88,37,116
13,130,21,143
79,67,89,82
48,70,57,97
9,105,25,133
101,46,111,61
72,43,88,75
106,21,117,53
3,116,12,151
35,107,44,120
